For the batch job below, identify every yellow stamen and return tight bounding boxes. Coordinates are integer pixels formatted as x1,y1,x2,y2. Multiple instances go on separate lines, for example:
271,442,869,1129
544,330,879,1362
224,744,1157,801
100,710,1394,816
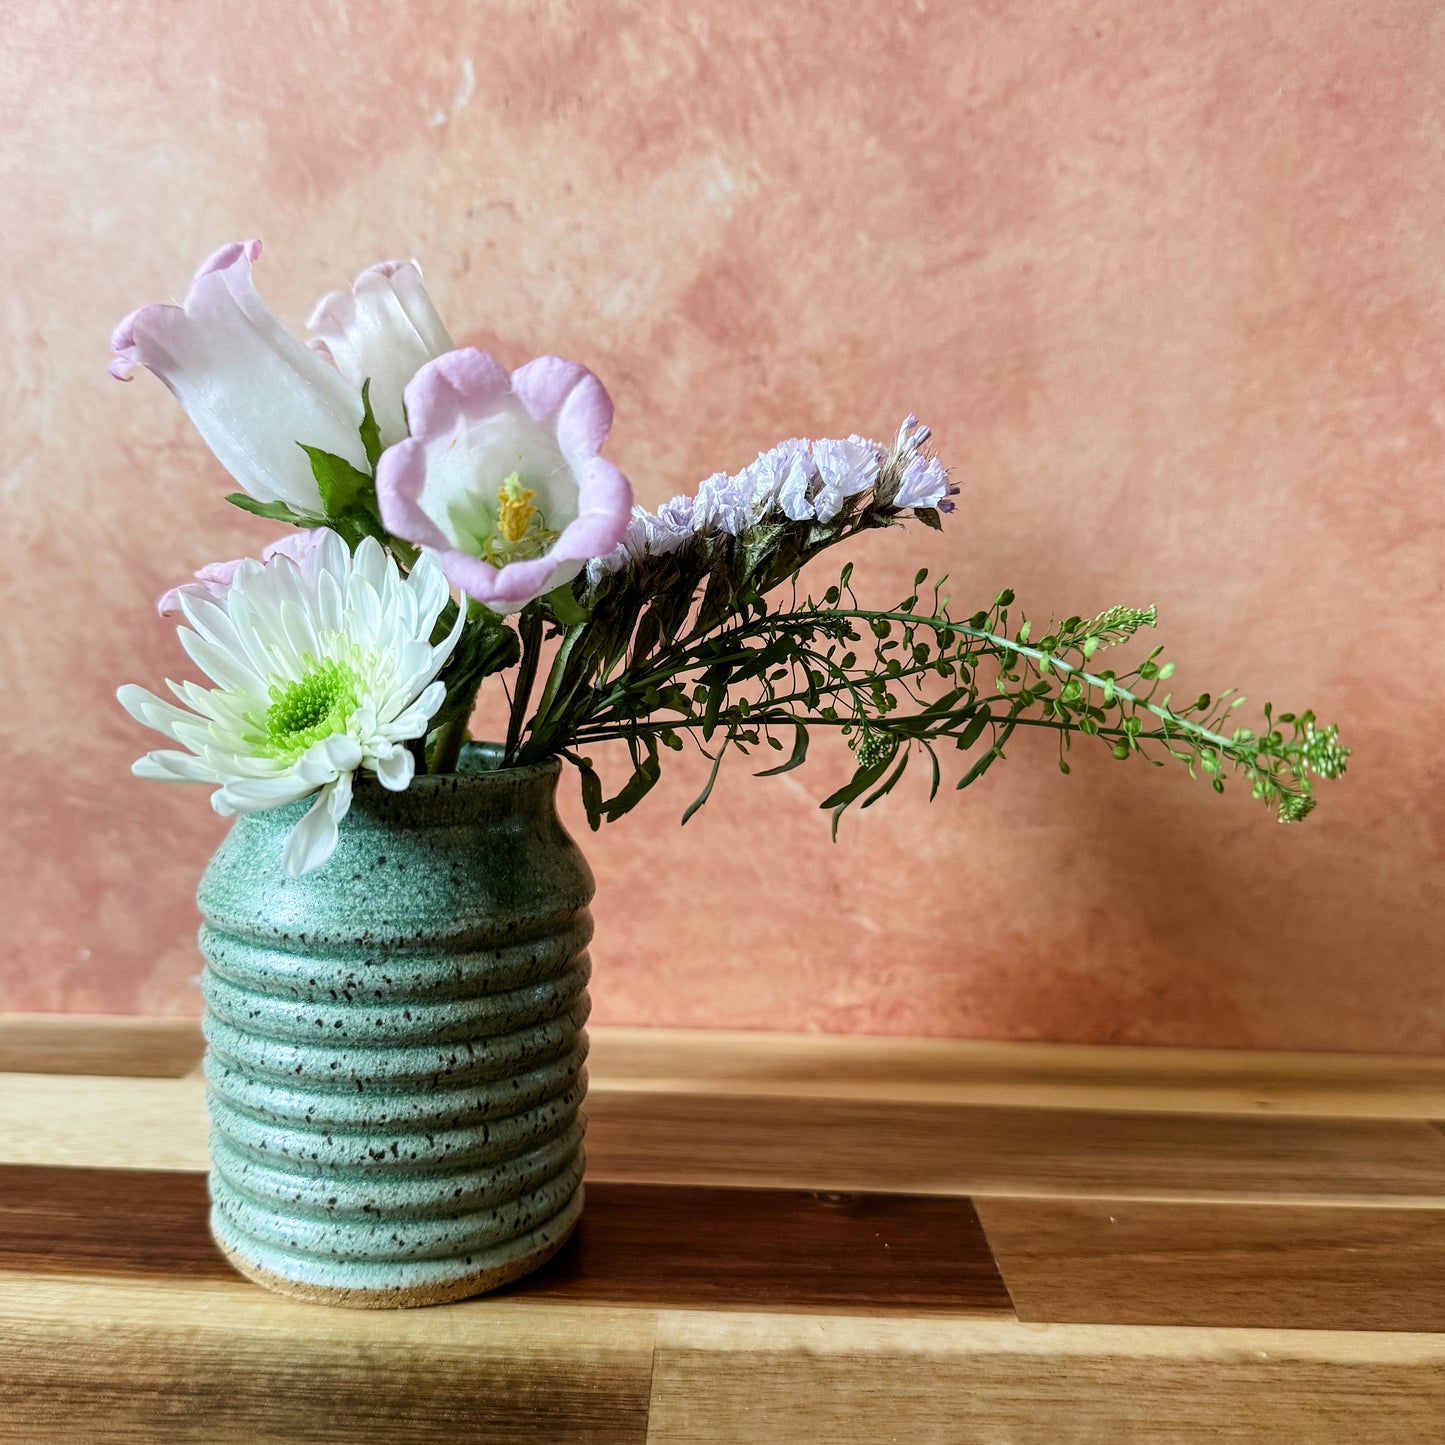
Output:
496,473,539,544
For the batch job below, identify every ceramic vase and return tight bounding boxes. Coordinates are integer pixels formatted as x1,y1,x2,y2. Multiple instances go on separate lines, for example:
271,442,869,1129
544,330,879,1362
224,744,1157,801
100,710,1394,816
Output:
196,743,592,1308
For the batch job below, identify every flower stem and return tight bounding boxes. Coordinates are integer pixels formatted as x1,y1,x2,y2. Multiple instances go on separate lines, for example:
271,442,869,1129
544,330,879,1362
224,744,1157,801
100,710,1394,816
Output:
426,705,473,775
504,603,545,766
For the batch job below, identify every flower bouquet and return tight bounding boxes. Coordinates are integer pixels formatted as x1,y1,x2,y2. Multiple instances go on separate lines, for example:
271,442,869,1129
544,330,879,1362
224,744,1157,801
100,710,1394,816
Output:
115,242,1347,1306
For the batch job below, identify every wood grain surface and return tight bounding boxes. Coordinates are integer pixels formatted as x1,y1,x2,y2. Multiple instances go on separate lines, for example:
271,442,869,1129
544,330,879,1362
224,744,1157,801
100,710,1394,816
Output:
0,1274,656,1445
13,1073,1445,1206
0,1015,204,1079
6,1015,1445,1442
584,1092,1445,1205
13,1016,1445,1118
647,1313,1445,1445
977,1196,1445,1332
0,1166,1011,1316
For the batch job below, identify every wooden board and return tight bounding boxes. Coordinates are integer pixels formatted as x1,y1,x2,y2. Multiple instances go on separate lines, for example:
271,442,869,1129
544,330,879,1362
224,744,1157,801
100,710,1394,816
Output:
646,1313,1445,1445
6,1014,1445,1442
12,1074,1445,1207
13,1015,1445,1118
976,1195,1445,1332
584,1092,1445,1205
0,1273,656,1445
0,1166,1012,1317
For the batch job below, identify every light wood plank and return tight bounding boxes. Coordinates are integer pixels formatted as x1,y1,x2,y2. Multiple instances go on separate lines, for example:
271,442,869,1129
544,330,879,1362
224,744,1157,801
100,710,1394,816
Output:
0,1014,202,1078
591,1026,1445,1119
11,1014,1445,1117
977,1196,1445,1332
9,1074,1445,1207
0,1273,656,1444
645,1312,1445,1445
585,1092,1445,1207
0,1074,208,1172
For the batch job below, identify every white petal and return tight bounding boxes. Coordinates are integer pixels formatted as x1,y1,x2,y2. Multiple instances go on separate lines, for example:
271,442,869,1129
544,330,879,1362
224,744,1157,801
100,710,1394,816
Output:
382,680,446,739
215,774,317,812
294,733,364,786
176,590,246,654
278,599,321,661
319,529,352,580
118,684,190,741
345,576,384,643
178,627,264,694
315,567,346,634
283,772,353,876
372,744,415,791
406,550,451,624
351,535,390,597
133,750,222,783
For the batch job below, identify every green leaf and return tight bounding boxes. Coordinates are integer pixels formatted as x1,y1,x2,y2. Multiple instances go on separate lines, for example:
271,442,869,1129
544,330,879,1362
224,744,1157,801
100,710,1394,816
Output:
603,738,662,822
630,603,663,666
300,444,375,520
682,733,731,825
570,753,605,831
956,719,1017,791
543,582,589,627
358,379,383,470
818,748,895,812
861,747,910,808
913,507,943,531
224,493,312,526
755,721,810,776
700,663,728,741
958,709,991,750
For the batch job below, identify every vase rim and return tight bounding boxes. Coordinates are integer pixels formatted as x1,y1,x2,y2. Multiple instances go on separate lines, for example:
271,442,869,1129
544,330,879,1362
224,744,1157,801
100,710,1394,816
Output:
348,740,561,800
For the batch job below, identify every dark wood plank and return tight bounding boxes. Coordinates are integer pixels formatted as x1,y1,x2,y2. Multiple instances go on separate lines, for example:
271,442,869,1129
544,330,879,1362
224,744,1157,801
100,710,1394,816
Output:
0,1166,230,1282
585,1092,1445,1202
516,1183,1012,1314
978,1195,1445,1332
0,1016,202,1078
0,1165,1011,1316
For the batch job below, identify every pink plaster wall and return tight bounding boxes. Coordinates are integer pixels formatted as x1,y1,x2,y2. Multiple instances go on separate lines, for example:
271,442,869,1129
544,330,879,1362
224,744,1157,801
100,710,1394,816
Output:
1,1,1441,1049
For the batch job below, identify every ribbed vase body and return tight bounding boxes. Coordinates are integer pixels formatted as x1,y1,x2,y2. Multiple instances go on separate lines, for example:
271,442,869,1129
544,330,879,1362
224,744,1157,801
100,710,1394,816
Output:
196,745,592,1308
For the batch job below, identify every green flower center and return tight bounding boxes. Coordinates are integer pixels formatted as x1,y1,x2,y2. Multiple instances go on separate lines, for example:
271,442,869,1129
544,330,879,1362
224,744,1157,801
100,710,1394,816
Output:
256,657,360,760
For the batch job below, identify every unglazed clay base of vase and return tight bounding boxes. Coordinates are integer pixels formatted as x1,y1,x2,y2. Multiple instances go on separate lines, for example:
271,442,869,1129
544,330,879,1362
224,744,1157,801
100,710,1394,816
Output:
212,1186,585,1309
196,745,593,1308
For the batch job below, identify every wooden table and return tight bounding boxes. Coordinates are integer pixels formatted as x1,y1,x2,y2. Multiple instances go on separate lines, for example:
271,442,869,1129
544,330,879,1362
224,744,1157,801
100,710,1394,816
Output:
4,1016,1445,1442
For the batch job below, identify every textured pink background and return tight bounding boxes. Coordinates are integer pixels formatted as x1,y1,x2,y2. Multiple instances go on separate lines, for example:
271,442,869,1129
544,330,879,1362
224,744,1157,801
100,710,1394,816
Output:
2,2,1440,1048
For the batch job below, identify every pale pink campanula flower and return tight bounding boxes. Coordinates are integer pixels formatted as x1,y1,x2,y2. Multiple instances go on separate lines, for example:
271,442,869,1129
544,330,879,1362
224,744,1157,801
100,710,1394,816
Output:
307,260,454,449
155,528,330,617
110,242,369,515
376,348,633,612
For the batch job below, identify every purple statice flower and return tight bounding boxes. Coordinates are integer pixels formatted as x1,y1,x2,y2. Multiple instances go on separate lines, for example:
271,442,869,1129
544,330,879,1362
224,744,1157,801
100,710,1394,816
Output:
693,469,758,536
746,439,816,521
585,495,696,584
893,453,958,513
810,436,883,522
655,493,700,536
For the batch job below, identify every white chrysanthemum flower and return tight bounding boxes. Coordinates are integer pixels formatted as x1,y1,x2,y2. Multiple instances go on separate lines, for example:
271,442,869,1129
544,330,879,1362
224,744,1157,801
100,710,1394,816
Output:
118,531,465,876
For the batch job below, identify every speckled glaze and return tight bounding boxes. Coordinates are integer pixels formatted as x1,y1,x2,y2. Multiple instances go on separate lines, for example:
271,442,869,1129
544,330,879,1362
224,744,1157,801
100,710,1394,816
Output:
197,743,592,1308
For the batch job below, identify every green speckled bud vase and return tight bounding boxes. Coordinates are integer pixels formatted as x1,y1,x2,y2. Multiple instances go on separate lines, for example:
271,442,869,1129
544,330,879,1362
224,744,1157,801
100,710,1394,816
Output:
196,743,592,1308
